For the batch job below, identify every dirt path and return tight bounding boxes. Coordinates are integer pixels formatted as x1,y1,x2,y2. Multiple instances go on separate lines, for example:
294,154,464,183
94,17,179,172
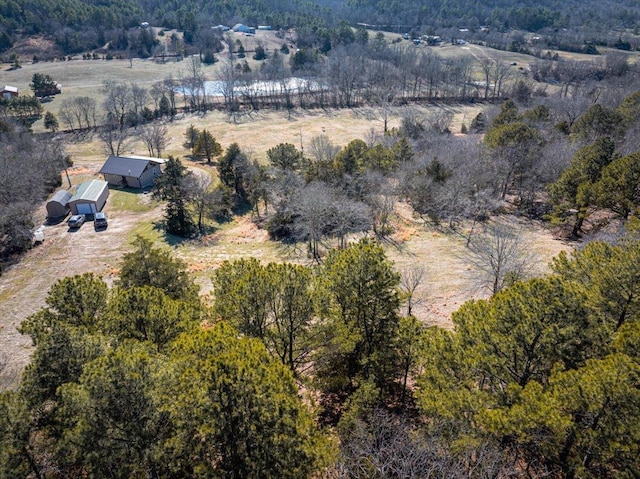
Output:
0,205,162,390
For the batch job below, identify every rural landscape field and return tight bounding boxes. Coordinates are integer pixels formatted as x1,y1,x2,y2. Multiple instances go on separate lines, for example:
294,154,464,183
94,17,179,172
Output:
2,0,640,475
0,42,569,384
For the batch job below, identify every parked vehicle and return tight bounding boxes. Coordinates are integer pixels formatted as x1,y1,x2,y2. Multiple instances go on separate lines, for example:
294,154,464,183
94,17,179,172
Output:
94,212,108,228
67,214,86,229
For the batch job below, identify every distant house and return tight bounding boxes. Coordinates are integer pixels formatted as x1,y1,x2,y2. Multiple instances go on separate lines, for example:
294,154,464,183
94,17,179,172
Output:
257,25,272,30
233,23,255,34
46,190,72,219
1,86,18,98
421,35,442,46
212,24,230,31
99,154,166,188
69,180,109,215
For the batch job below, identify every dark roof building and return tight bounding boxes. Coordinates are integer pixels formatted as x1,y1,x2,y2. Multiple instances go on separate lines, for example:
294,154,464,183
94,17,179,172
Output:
99,155,165,188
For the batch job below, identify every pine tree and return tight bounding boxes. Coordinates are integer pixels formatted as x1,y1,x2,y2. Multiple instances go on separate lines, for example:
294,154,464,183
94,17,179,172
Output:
153,156,197,237
194,129,222,163
317,238,401,393
548,137,616,236
182,124,200,156
44,111,58,132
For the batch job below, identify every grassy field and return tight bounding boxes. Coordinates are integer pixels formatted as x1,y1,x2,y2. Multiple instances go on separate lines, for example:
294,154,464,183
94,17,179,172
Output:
0,103,571,389
0,36,575,389
1,30,595,135
60,103,484,165
1,28,291,129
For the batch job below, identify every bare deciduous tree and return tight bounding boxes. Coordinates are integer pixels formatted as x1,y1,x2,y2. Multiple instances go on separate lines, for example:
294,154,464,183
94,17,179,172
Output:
137,123,169,158
368,181,396,237
335,410,516,479
149,81,165,113
427,109,454,134
181,169,212,232
183,55,206,111
130,83,149,121
309,134,339,163
58,96,97,130
399,266,426,316
466,221,538,295
330,194,371,249
217,59,239,119
103,80,133,130
99,122,133,156
292,181,335,260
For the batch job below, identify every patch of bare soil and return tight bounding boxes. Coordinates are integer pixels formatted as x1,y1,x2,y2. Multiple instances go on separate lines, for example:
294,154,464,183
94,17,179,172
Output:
0,204,162,390
222,216,271,244
198,216,269,247
8,35,63,60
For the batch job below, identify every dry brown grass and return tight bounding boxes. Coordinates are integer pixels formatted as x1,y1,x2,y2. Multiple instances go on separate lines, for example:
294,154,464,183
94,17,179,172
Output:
0,33,591,137
0,44,575,387
2,29,291,127
62,104,483,164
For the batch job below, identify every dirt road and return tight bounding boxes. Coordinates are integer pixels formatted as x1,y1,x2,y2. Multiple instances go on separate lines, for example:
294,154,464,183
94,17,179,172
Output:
0,204,161,390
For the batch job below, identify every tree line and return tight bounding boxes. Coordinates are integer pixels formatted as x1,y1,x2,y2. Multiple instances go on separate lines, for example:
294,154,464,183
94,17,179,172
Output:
2,0,639,58
151,79,640,258
42,26,639,134
0,119,70,271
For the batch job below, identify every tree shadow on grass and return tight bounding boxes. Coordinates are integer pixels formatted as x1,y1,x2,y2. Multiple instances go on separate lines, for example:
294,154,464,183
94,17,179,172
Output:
153,218,235,247
376,232,407,253
195,223,222,239
110,184,155,195
152,220,193,247
183,155,220,169
231,201,253,217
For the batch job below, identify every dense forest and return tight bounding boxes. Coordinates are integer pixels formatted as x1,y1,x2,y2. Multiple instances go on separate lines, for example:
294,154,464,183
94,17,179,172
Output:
2,0,640,32
1,0,640,55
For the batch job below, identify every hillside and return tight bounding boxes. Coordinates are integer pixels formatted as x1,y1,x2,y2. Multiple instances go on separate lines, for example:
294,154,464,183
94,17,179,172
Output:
2,0,640,476
1,0,639,59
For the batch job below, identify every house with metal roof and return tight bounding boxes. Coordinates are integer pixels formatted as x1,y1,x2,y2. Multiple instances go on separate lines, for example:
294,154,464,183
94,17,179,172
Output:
46,190,73,219
99,155,165,188
69,180,109,215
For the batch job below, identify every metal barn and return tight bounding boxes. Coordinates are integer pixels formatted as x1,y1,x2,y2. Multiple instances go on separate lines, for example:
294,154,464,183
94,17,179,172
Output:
99,155,164,188
46,190,72,218
68,180,109,215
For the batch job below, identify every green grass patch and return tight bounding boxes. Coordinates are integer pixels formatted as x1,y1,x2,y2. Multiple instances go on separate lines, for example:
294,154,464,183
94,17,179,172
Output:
109,189,158,213
127,219,164,244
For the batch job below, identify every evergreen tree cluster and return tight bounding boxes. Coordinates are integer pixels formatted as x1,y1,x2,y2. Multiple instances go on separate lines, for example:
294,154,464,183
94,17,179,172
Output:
1,237,332,478
4,231,640,477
